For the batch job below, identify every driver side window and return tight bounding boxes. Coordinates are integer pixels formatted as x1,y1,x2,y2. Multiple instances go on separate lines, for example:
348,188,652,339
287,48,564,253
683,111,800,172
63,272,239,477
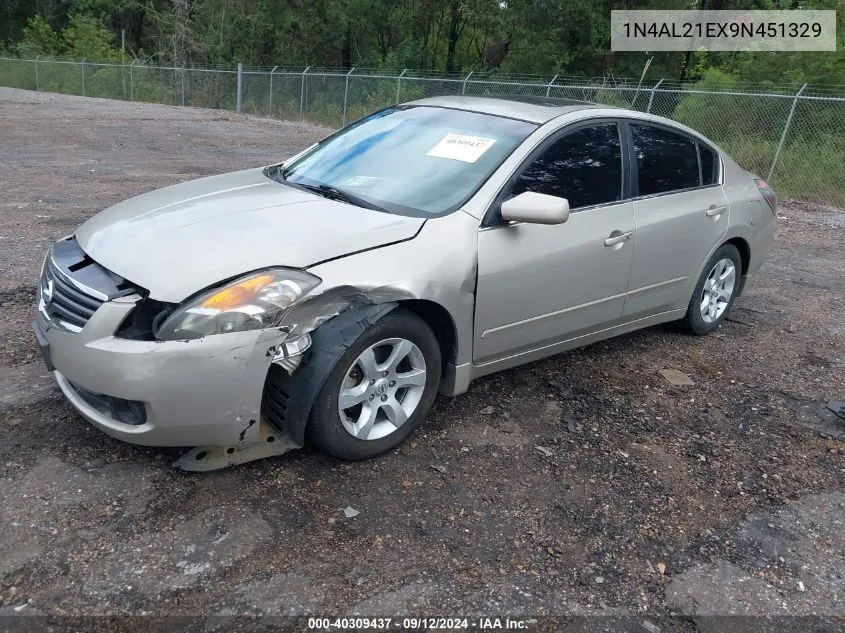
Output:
511,123,623,210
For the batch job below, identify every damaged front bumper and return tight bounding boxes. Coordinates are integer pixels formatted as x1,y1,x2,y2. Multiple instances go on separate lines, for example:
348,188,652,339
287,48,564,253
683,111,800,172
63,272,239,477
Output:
33,300,306,449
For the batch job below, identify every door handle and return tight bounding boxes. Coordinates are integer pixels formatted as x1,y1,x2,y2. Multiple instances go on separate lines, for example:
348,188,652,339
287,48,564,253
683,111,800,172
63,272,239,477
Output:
604,231,633,247
706,205,726,217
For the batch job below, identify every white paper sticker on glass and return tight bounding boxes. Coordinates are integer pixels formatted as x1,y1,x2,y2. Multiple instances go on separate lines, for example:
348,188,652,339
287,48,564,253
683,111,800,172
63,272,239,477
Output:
426,133,497,163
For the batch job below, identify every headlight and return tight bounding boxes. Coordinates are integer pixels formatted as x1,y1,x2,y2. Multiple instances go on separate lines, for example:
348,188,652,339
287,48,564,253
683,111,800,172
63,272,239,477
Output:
155,268,321,340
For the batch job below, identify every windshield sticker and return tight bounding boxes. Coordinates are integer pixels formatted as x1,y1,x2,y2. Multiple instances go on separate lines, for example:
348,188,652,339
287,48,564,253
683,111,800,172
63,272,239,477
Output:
426,133,497,163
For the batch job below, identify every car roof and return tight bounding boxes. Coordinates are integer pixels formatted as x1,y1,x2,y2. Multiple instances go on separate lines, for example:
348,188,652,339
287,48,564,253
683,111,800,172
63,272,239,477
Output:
404,95,605,124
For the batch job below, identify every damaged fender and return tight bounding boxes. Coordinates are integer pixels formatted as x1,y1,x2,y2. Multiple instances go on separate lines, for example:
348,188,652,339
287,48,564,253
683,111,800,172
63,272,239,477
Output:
263,302,399,446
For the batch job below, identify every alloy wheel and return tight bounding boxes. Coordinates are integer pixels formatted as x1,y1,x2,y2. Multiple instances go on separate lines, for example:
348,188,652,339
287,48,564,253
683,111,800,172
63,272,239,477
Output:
699,258,736,323
337,337,427,441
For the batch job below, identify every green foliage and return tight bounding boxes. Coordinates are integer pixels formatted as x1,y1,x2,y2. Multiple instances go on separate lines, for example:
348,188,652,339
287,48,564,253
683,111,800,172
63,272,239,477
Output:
62,12,119,60
1,0,842,86
674,69,789,140
18,15,63,57
15,11,121,61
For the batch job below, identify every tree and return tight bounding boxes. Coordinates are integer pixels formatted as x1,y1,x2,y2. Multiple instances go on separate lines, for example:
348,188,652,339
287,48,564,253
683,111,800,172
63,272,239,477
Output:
2,0,842,87
62,12,120,60
17,15,63,56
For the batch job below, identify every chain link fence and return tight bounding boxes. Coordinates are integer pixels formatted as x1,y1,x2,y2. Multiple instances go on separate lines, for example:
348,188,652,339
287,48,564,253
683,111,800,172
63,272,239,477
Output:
2,57,844,207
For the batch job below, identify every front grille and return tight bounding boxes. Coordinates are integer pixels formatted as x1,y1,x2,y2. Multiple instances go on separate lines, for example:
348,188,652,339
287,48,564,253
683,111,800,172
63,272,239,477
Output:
38,237,142,333
42,258,104,331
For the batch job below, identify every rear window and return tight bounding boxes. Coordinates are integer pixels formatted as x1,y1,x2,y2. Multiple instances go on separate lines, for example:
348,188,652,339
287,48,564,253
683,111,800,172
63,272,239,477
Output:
631,123,700,195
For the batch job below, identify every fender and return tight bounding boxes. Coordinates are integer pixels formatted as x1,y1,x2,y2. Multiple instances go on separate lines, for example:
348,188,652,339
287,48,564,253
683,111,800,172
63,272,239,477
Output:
262,302,398,446
681,217,754,305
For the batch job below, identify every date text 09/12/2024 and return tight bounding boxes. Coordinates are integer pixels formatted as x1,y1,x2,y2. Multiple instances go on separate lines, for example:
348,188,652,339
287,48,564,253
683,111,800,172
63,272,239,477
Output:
307,617,535,630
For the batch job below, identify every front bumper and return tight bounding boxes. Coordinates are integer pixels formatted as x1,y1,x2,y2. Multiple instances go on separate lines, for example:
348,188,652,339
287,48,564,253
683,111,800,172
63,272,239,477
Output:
34,300,287,447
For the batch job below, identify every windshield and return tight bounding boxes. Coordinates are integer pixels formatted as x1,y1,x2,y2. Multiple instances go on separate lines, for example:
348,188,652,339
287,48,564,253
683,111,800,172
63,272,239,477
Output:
275,106,537,217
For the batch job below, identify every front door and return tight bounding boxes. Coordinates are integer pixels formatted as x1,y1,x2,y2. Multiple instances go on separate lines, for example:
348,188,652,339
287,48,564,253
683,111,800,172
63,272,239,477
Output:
474,121,635,364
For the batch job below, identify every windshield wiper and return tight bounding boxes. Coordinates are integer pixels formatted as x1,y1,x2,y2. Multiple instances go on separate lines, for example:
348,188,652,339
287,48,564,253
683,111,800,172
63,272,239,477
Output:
271,165,290,181
297,182,387,212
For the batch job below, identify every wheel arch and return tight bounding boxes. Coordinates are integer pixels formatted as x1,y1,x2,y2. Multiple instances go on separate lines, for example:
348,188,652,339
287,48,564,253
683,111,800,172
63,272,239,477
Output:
683,233,752,318
262,302,399,447
396,299,458,379
262,298,460,447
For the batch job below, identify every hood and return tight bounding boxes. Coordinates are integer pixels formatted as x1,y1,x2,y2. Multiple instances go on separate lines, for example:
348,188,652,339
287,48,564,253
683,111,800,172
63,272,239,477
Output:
75,168,424,302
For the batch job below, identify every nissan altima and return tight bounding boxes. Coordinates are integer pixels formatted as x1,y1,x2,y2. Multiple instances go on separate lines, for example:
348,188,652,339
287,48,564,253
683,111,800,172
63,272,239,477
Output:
32,96,776,470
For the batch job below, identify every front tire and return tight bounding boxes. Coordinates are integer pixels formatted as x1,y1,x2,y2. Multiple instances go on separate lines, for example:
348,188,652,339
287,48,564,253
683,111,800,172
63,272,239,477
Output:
681,243,742,335
307,309,441,460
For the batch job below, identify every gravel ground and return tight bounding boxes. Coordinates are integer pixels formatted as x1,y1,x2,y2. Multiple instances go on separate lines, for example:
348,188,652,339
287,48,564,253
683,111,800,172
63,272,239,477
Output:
0,88,844,632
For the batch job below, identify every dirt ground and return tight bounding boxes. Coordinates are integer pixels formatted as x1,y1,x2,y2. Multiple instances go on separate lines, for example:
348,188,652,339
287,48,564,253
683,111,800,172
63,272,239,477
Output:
0,88,843,632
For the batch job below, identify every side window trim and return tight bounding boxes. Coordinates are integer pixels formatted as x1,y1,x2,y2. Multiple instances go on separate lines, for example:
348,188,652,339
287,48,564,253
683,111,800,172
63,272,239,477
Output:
695,139,724,187
624,119,724,200
696,140,705,186
622,120,640,198
482,117,629,228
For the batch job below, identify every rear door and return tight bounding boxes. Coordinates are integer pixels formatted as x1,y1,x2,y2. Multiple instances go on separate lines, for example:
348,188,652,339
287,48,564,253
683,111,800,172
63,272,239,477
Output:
623,122,728,319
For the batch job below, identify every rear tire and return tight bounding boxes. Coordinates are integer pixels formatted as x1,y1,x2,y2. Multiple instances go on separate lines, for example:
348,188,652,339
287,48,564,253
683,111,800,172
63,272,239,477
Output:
681,243,742,336
307,309,441,460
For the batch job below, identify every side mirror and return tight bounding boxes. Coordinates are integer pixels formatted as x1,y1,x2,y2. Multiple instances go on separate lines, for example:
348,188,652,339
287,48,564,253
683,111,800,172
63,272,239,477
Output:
500,191,570,225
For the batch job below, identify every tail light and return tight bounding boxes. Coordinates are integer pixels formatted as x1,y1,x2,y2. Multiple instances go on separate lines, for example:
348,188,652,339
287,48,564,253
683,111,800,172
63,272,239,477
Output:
754,178,777,214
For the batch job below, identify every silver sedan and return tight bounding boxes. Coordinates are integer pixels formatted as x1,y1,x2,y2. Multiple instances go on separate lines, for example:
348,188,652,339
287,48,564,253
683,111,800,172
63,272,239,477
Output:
32,96,776,469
